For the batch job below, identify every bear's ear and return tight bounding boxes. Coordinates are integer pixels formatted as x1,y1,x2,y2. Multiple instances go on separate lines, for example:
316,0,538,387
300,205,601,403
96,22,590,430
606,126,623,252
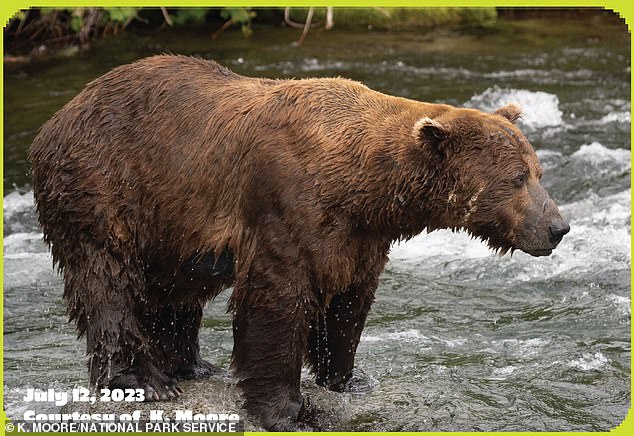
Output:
494,103,522,124
412,117,448,150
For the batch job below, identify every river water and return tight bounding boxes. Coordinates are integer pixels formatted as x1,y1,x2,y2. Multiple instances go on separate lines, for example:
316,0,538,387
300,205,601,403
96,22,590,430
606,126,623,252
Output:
3,18,631,431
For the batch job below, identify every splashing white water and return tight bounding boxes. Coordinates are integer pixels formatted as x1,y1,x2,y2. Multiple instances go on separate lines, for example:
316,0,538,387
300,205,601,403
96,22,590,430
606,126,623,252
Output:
3,190,34,219
361,329,427,343
568,352,609,371
571,142,631,173
598,111,630,124
465,86,563,129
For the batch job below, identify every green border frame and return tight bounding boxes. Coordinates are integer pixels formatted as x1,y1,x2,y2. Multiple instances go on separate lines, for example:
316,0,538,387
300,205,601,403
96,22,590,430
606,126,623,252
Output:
1,1,632,434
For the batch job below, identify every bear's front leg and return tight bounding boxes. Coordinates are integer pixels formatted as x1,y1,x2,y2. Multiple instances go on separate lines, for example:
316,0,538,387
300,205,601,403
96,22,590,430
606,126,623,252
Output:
230,285,317,431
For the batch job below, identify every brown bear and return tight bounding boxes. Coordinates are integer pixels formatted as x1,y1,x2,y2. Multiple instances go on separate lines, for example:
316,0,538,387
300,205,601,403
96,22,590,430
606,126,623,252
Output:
29,55,569,430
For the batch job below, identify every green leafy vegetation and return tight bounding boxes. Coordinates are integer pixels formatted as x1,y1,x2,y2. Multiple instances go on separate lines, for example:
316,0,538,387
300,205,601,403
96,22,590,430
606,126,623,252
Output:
104,7,138,24
5,7,498,56
170,8,209,26
285,7,497,30
220,7,257,37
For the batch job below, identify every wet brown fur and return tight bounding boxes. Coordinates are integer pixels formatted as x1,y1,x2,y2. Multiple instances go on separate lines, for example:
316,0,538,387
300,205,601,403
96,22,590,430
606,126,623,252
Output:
29,55,567,430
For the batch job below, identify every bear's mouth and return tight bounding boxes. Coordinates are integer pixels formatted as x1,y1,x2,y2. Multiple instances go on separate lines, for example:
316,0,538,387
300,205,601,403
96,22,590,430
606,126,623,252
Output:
522,247,553,257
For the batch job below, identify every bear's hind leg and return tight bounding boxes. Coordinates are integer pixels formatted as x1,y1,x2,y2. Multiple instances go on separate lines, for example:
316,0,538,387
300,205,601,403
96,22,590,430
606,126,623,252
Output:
307,279,378,392
143,301,222,380
64,239,180,401
146,251,234,379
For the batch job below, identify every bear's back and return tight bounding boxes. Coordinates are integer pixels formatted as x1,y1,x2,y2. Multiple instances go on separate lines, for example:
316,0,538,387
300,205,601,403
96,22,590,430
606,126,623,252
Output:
28,55,439,265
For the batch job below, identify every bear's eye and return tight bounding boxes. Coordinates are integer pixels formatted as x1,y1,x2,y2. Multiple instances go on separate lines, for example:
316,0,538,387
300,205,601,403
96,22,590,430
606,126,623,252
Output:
512,173,528,188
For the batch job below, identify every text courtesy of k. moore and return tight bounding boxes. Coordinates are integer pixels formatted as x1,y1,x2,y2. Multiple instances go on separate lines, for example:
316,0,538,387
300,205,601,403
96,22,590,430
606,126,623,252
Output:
12,387,243,433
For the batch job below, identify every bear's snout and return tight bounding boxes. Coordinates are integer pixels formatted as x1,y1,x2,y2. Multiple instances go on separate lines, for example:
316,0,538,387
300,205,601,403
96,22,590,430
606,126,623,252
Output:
510,183,570,257
548,219,570,246
537,196,570,254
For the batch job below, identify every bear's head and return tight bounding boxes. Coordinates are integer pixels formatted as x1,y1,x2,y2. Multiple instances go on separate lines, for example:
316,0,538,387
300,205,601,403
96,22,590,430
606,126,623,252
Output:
412,103,570,257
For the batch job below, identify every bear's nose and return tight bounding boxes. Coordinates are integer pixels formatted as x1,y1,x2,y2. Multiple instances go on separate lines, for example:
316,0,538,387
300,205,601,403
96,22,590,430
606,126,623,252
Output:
548,220,570,245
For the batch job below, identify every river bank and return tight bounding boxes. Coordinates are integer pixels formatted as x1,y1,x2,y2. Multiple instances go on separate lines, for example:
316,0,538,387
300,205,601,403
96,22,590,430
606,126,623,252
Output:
4,7,623,61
